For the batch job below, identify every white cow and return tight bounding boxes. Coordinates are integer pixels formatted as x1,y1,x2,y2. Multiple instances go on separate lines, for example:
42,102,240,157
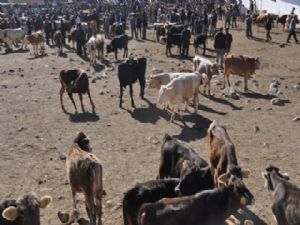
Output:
158,73,201,122
86,36,97,66
193,55,219,95
2,27,28,50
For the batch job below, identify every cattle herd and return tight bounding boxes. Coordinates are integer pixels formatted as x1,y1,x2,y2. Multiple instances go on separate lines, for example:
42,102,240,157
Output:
0,1,300,225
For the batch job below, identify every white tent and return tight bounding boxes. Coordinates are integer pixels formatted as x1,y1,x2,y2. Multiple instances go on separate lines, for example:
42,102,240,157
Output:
242,0,300,15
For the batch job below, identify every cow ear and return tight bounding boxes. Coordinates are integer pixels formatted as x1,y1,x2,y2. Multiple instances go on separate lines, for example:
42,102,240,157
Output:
2,206,18,221
242,169,251,178
218,173,229,185
39,195,52,209
281,172,290,180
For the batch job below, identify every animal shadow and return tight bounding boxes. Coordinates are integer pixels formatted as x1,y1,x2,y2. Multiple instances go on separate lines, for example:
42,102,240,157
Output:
173,113,212,142
67,111,100,123
241,91,276,100
210,95,243,111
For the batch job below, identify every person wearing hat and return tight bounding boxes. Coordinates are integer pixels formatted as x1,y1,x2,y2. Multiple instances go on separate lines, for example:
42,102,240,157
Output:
287,15,299,43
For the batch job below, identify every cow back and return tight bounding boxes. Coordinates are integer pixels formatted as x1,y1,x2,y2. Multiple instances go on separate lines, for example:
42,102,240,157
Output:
225,55,257,76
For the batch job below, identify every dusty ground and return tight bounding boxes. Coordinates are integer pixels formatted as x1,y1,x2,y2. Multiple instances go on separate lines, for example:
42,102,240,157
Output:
0,21,299,225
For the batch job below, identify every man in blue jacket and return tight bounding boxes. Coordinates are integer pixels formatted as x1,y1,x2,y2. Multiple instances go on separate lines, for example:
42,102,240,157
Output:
287,15,298,43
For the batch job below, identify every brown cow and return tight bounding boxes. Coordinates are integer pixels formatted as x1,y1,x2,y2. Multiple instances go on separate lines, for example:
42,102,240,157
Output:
66,132,103,225
23,31,45,56
138,175,254,225
208,120,251,187
224,54,260,91
53,30,64,54
59,69,95,113
276,15,288,31
1,193,52,225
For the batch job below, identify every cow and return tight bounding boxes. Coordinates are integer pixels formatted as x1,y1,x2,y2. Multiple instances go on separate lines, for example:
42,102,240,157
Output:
86,34,104,66
2,27,28,50
53,30,64,55
138,175,254,225
157,73,201,122
174,161,214,196
166,33,182,56
193,34,207,55
58,209,90,225
262,165,300,225
276,15,288,31
106,34,128,59
59,69,95,113
0,193,52,225
118,57,146,108
123,179,180,225
158,133,208,179
66,132,103,225
224,54,260,91
149,73,182,90
68,26,77,49
153,23,166,42
23,31,45,56
208,120,251,187
193,55,219,95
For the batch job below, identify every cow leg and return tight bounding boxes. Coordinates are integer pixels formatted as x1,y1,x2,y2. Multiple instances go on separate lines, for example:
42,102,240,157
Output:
71,188,77,209
87,88,95,110
67,92,77,113
203,42,206,55
227,74,231,87
129,84,135,108
115,50,118,60
193,92,198,113
223,73,226,89
85,193,96,225
207,81,211,96
119,85,123,108
244,76,248,91
78,93,85,112
60,87,65,110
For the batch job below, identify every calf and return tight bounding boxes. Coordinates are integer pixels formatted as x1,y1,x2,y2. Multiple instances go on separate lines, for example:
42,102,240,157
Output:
262,165,300,225
59,69,95,113
149,73,181,90
193,34,207,55
157,73,201,122
0,193,52,225
158,134,208,179
106,34,128,59
276,15,288,31
193,55,219,95
224,54,260,91
53,30,64,55
174,161,214,196
138,175,254,225
23,31,45,56
123,179,180,225
208,120,251,187
66,132,103,225
86,35,104,66
118,57,146,108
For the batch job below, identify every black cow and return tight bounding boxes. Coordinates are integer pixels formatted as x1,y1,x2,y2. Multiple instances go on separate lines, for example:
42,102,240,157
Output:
194,34,207,55
174,161,214,196
0,193,52,225
123,179,179,225
118,57,147,108
157,134,208,179
262,165,300,225
155,26,166,42
166,33,182,56
106,34,128,59
168,25,185,34
138,175,254,225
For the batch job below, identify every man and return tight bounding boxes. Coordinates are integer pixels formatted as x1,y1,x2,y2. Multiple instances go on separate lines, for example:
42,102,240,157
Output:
265,14,272,41
44,19,51,45
104,12,110,39
245,10,253,39
181,25,191,58
225,6,232,29
75,23,86,57
85,22,93,41
291,7,295,15
60,19,66,45
142,11,147,40
130,15,137,39
287,15,299,43
225,28,233,52
214,27,226,69
211,10,218,35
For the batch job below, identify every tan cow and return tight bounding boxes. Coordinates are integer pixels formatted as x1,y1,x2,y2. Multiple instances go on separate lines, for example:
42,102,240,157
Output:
224,54,260,91
23,31,45,56
66,132,103,225
208,120,251,187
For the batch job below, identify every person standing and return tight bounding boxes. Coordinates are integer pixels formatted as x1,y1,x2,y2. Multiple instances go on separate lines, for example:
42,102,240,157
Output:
104,12,110,39
60,19,66,45
44,19,51,45
224,6,232,29
26,17,32,35
265,14,272,41
225,28,233,52
245,10,253,39
287,15,299,43
214,27,226,69
136,15,142,39
181,26,191,58
130,15,137,39
75,23,86,57
142,11,147,40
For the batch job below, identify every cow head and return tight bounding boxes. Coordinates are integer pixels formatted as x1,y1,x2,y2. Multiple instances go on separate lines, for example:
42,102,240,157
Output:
218,175,255,208
74,132,92,152
262,165,289,191
157,85,169,105
2,193,52,225
211,63,220,75
148,75,161,89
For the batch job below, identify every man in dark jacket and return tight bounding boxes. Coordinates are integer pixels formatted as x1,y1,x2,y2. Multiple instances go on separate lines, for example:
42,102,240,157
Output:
44,19,51,45
181,26,191,58
214,27,226,69
225,28,233,52
142,11,147,40
265,14,272,41
60,19,66,45
75,23,86,57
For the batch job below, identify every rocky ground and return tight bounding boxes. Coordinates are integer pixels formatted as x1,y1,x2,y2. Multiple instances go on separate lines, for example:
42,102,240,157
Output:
0,21,299,225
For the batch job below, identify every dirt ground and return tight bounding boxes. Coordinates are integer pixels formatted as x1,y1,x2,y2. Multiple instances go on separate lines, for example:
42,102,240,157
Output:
0,21,299,225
